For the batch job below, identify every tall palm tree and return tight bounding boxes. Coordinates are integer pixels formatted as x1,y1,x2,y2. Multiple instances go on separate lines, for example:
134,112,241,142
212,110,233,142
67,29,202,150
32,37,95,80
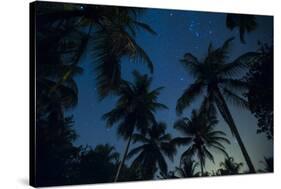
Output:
176,38,258,173
217,156,243,175
103,71,167,182
37,2,156,98
175,158,200,178
173,109,230,175
127,122,176,179
226,14,257,43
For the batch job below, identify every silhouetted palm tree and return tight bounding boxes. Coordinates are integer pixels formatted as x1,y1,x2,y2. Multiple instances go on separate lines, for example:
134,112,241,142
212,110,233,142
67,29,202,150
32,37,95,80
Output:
175,158,200,178
176,37,258,173
103,71,167,181
173,109,230,175
37,2,156,97
226,14,257,43
127,122,176,179
217,156,243,175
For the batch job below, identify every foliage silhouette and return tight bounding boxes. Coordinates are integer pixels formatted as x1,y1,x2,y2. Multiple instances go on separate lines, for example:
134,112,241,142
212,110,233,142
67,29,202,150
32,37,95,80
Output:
127,122,176,179
173,108,230,175
216,156,243,175
73,144,120,184
103,70,167,181
37,2,156,98
244,43,273,139
226,14,257,43
176,37,259,173
260,157,273,172
174,158,200,178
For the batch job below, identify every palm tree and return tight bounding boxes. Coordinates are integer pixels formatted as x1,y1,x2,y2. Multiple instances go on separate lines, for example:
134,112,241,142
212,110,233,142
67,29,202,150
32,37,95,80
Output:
173,109,230,176
103,71,167,182
226,14,257,43
217,156,243,175
175,158,200,178
37,2,156,98
127,122,176,179
176,38,258,173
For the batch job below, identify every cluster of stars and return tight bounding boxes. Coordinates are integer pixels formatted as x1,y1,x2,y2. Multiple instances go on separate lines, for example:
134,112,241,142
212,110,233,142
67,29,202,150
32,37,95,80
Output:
187,19,214,38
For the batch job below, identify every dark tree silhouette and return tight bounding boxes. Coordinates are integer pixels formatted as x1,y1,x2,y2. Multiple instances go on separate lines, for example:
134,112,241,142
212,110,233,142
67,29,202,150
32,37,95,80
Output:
74,144,120,184
216,156,243,175
103,71,167,181
36,116,81,186
37,2,156,98
127,122,176,179
244,44,273,139
260,157,273,172
174,158,200,178
226,14,257,43
176,37,259,173
34,2,156,185
173,109,230,176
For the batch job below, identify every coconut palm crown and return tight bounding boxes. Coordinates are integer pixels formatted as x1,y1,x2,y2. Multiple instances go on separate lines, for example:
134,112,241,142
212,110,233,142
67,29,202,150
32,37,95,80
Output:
103,70,167,181
176,37,259,173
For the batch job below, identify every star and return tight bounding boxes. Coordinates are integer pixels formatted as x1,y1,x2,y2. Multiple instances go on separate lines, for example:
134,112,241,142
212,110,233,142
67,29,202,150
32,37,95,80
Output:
180,77,184,81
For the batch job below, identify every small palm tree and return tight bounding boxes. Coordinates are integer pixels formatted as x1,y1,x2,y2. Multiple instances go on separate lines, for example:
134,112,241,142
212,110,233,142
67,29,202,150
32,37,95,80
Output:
173,109,230,176
176,38,258,173
217,156,243,175
103,71,167,181
175,158,200,178
226,14,257,43
127,122,176,180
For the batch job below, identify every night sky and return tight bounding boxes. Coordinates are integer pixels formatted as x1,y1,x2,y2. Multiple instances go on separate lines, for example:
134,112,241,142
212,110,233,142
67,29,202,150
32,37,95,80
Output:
67,7,273,173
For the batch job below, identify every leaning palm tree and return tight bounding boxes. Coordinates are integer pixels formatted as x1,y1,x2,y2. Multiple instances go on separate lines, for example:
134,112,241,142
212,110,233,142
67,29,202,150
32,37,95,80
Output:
175,158,200,178
103,71,167,182
173,109,230,176
226,14,257,43
176,37,258,173
217,156,243,175
127,122,176,180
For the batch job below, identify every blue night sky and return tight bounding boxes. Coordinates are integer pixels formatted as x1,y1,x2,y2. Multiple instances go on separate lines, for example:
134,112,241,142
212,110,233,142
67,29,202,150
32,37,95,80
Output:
67,8,273,173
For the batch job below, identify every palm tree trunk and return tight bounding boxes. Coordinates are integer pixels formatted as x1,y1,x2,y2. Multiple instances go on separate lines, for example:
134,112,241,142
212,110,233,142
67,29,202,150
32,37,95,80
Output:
200,160,204,176
114,133,133,182
214,87,256,173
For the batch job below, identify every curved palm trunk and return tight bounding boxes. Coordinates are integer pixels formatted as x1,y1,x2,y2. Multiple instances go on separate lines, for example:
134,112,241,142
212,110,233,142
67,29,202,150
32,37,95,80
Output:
214,87,256,173
114,133,133,182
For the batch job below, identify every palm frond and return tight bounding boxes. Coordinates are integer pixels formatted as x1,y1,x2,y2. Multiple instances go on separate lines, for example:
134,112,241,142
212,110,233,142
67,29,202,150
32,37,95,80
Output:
222,88,249,109
133,21,157,35
176,81,204,114
180,53,200,77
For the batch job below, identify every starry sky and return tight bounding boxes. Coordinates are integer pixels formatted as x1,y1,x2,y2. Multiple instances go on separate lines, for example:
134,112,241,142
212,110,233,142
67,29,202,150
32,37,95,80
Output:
68,7,273,173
